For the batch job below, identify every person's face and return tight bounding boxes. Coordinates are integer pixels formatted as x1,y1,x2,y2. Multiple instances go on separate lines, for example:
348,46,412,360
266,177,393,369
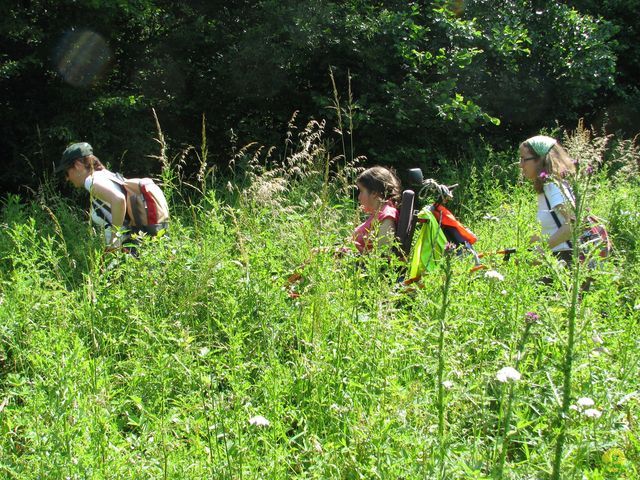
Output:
65,160,86,188
357,182,381,214
518,144,541,182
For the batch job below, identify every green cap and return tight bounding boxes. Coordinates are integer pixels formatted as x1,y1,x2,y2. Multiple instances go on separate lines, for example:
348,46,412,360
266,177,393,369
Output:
56,142,93,173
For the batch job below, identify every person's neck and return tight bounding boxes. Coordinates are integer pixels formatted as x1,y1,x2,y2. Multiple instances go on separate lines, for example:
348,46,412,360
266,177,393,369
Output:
80,166,95,183
372,198,386,213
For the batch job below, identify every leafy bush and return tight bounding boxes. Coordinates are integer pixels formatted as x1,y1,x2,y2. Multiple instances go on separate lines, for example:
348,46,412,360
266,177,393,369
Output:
2,0,632,193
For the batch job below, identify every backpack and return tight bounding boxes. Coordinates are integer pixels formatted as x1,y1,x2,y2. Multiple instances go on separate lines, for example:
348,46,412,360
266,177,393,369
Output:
117,174,169,233
431,203,478,246
398,198,480,283
396,175,482,283
579,214,612,262
93,173,169,235
543,186,611,263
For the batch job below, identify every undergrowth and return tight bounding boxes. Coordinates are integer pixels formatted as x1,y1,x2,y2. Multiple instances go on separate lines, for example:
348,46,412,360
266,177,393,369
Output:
0,121,638,479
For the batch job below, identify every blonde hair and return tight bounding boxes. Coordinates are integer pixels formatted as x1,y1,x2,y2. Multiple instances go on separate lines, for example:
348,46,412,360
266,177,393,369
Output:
520,141,576,193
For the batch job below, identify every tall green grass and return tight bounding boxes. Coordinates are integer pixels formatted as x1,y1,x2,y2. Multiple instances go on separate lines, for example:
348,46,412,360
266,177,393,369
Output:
0,124,638,479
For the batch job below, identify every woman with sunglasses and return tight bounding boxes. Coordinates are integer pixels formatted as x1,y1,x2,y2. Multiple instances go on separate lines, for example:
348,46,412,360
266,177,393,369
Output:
518,135,576,263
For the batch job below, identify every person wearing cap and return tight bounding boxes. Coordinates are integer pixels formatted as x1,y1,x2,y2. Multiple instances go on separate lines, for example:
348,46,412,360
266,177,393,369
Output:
518,135,576,263
56,142,130,249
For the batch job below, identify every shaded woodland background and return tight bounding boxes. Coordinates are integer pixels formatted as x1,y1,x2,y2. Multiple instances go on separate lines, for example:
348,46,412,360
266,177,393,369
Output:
1,0,639,193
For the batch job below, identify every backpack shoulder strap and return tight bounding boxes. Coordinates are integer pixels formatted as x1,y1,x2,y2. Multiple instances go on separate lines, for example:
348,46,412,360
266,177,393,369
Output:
109,172,126,187
108,172,132,225
543,192,561,229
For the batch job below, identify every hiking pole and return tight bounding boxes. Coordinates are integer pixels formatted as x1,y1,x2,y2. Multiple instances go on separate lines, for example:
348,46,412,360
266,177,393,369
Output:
477,248,517,261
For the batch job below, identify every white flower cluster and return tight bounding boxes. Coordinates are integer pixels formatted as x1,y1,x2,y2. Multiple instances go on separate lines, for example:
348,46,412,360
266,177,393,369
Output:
249,415,270,427
484,270,504,282
496,366,521,383
570,397,602,419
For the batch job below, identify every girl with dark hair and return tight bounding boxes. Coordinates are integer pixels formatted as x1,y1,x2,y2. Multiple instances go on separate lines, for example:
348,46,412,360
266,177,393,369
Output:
353,166,401,253
285,166,402,295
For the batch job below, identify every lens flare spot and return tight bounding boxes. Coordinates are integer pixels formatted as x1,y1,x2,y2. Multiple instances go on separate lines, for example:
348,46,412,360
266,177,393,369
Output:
54,29,111,87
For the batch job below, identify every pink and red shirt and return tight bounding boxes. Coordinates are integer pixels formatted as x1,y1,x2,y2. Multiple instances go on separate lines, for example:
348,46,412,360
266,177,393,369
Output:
353,201,399,253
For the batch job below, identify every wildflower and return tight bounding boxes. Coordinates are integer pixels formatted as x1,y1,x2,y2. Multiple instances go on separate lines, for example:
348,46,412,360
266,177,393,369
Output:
496,366,521,383
397,409,407,422
500,289,507,296
444,242,457,252
329,403,349,414
585,165,594,175
525,311,539,324
249,415,270,427
482,214,499,222
539,170,549,180
577,397,595,408
484,269,504,282
442,380,454,389
583,408,602,419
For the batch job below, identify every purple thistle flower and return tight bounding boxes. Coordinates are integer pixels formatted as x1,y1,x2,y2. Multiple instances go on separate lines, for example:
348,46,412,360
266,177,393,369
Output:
539,170,549,180
585,165,594,175
525,311,539,324
444,242,457,252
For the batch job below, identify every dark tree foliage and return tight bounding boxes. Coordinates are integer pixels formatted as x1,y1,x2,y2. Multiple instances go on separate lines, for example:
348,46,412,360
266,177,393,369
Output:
0,0,635,192
566,0,640,131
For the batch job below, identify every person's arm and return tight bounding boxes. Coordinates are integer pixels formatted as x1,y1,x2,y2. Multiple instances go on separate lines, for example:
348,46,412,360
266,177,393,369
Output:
90,177,127,228
376,218,397,250
546,203,574,248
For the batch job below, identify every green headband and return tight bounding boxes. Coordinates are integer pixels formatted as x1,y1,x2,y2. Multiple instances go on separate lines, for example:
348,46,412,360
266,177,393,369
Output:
525,135,557,157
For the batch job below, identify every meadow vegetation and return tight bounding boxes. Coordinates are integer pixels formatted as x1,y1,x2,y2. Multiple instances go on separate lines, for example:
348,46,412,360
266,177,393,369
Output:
0,120,639,479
